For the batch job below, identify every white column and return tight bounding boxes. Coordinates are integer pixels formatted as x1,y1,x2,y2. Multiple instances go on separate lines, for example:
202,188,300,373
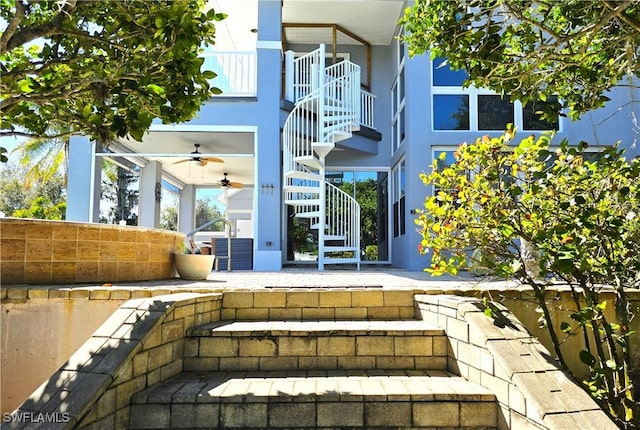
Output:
178,184,195,234
138,160,162,228
67,136,100,222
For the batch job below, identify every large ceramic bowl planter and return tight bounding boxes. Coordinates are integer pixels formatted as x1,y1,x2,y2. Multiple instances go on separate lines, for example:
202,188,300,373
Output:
174,253,215,280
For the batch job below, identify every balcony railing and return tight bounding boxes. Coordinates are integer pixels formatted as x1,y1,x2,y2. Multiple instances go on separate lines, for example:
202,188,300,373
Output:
200,50,376,130
201,51,257,96
360,90,376,129
284,49,376,130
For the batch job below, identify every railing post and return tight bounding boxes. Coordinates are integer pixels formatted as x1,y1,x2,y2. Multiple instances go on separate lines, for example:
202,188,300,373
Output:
318,43,326,85
318,158,326,271
285,50,295,102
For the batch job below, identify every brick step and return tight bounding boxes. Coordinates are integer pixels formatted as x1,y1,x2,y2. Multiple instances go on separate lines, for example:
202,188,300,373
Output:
184,320,448,372
129,370,498,429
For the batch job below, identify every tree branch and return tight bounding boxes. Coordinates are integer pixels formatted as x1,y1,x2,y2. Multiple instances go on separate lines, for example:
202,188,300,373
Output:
3,0,78,53
0,83,93,111
603,0,640,33
0,0,27,54
0,130,78,140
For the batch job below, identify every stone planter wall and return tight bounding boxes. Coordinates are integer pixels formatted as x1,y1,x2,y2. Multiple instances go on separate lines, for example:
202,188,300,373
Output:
0,218,184,284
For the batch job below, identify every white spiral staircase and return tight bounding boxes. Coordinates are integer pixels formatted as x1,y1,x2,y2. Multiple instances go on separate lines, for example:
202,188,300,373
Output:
283,45,361,270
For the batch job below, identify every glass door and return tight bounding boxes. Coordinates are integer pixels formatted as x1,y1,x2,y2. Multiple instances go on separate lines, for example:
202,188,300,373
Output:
286,170,389,263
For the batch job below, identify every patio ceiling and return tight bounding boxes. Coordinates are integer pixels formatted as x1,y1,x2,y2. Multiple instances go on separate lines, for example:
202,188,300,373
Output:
209,0,405,50
112,131,255,188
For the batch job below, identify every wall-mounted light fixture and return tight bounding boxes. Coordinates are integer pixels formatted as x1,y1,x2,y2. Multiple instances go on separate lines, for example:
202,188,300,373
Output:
261,183,275,194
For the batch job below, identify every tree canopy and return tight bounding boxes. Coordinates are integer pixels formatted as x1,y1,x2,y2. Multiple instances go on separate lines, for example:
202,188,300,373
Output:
0,0,225,147
400,0,640,119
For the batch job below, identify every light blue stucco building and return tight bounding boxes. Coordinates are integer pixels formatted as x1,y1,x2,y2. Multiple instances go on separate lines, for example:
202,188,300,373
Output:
65,0,640,272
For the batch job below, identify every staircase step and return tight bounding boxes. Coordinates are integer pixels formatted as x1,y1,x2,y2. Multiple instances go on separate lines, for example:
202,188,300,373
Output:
324,245,359,253
184,320,448,373
327,130,351,142
285,198,321,206
312,141,335,157
129,370,498,429
283,185,320,194
295,210,321,219
323,122,351,133
323,114,356,123
324,234,345,241
294,155,323,170
284,170,322,182
323,103,346,111
322,256,361,265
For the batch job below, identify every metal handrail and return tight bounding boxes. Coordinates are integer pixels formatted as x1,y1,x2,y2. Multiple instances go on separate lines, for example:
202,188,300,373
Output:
186,218,232,271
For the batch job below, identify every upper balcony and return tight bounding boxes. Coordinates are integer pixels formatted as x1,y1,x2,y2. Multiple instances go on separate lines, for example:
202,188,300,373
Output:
201,51,258,97
202,56,375,130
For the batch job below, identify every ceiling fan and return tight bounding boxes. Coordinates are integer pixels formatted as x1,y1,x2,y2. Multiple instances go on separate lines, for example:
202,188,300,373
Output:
219,172,242,188
173,144,223,167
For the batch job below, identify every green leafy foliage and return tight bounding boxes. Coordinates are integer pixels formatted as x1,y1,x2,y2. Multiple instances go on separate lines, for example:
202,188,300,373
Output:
400,0,640,119
0,160,66,219
1,0,225,146
12,195,66,220
195,195,225,231
416,127,639,426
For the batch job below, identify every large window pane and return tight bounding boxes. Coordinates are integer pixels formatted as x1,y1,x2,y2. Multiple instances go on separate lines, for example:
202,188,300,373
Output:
478,95,514,130
523,96,559,130
434,95,469,130
393,161,406,237
195,188,226,231
100,160,139,225
433,57,468,86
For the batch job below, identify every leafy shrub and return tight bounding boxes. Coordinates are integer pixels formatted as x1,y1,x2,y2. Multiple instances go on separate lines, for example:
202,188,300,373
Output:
416,125,638,428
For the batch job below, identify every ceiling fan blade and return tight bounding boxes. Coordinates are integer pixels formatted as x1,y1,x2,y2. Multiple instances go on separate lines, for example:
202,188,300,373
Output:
229,182,243,188
201,157,224,163
173,159,190,165
200,159,208,167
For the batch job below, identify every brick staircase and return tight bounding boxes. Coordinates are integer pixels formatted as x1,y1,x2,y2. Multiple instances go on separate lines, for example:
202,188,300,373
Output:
8,288,617,430
128,300,498,429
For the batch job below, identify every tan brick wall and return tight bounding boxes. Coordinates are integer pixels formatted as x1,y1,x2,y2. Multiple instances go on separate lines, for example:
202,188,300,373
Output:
221,289,417,321
0,218,184,284
415,295,618,430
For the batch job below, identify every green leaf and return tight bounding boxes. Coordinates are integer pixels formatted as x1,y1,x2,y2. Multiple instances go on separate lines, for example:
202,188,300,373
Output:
560,321,572,333
146,84,166,97
579,350,596,367
202,70,217,80
18,79,34,93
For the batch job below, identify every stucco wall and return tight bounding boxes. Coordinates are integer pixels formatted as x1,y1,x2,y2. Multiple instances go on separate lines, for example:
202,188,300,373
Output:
1,297,126,414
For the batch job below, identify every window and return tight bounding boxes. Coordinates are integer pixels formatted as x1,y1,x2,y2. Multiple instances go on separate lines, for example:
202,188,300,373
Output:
432,150,463,206
433,58,467,86
391,29,406,152
434,95,469,130
432,57,559,132
159,182,179,231
392,160,406,237
194,188,226,231
522,96,559,130
478,95,514,130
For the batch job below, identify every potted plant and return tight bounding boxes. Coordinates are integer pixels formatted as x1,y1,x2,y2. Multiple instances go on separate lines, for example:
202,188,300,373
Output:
174,241,215,280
